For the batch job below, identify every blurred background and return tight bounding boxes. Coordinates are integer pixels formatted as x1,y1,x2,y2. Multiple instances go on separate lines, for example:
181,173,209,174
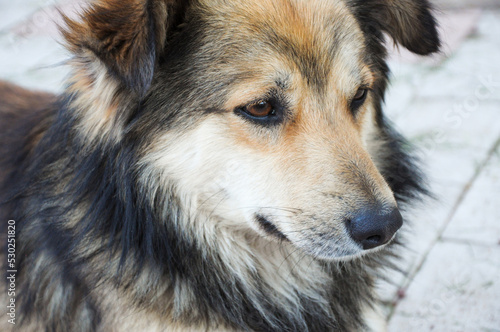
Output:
0,0,499,331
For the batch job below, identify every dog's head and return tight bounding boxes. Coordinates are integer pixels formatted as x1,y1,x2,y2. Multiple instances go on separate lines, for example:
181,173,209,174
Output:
64,0,439,260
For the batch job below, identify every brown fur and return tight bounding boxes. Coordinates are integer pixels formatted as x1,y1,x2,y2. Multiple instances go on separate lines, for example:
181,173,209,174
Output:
0,82,55,114
0,82,56,183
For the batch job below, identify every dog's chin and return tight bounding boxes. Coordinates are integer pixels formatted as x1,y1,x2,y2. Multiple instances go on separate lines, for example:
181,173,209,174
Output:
291,238,391,262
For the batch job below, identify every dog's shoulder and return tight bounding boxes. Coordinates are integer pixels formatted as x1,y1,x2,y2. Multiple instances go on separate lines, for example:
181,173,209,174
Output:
0,81,57,200
0,81,56,115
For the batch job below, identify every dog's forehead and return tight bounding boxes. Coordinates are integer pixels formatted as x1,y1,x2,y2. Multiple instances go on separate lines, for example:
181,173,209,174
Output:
196,0,367,93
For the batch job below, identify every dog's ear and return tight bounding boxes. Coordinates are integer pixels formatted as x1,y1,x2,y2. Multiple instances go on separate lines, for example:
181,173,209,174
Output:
63,0,184,97
353,0,440,55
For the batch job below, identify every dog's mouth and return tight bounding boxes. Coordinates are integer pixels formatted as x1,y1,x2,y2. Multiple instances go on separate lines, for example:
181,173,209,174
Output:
253,212,400,260
254,214,361,260
255,214,289,241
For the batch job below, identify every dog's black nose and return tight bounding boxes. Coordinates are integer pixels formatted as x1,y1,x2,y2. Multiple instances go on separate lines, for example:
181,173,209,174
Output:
347,208,403,250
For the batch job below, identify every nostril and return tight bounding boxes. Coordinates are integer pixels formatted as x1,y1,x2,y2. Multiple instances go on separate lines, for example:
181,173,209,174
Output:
347,207,403,250
366,235,381,243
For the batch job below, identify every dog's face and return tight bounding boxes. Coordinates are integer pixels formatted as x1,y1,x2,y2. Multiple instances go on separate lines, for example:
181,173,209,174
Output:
64,0,439,260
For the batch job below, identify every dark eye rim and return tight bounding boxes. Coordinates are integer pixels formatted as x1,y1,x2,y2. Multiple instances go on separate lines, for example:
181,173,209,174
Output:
242,100,276,118
350,87,370,114
353,88,368,101
234,97,285,126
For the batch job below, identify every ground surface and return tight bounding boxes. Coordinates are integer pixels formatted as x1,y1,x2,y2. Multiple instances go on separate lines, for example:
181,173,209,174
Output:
0,1,499,331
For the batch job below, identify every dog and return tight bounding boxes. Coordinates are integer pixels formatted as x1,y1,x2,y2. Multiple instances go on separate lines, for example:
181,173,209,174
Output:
0,0,439,331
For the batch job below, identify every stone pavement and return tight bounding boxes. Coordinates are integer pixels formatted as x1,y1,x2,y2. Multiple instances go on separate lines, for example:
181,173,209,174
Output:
383,8,500,332
0,1,499,331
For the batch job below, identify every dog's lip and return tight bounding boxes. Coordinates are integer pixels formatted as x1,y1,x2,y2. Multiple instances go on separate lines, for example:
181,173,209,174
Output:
255,214,289,241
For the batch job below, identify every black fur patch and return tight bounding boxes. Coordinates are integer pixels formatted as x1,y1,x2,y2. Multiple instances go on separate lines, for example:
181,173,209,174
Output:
255,214,288,241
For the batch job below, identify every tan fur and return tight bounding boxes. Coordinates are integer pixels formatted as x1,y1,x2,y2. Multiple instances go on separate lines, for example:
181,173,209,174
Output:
67,56,126,143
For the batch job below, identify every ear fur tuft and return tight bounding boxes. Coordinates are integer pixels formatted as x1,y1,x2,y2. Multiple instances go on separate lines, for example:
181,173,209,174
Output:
62,0,176,97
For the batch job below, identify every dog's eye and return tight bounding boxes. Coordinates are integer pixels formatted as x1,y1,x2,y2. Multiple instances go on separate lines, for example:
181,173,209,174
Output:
236,100,282,126
353,88,367,101
350,88,369,114
244,101,276,118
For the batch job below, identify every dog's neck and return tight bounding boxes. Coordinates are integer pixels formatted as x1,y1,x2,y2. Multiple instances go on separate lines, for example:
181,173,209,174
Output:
109,200,376,331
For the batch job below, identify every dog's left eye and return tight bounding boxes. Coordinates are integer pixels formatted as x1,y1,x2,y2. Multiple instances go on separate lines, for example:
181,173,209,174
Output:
245,101,276,118
350,88,369,114
236,100,282,126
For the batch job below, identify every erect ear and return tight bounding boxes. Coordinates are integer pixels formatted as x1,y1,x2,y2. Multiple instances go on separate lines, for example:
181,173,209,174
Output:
63,0,184,97
353,0,441,55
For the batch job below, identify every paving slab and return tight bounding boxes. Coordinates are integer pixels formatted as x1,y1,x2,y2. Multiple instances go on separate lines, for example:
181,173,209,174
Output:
395,101,500,155
416,11,500,102
388,240,500,331
0,0,86,92
381,10,500,324
442,144,500,246
432,0,500,9
0,0,55,32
